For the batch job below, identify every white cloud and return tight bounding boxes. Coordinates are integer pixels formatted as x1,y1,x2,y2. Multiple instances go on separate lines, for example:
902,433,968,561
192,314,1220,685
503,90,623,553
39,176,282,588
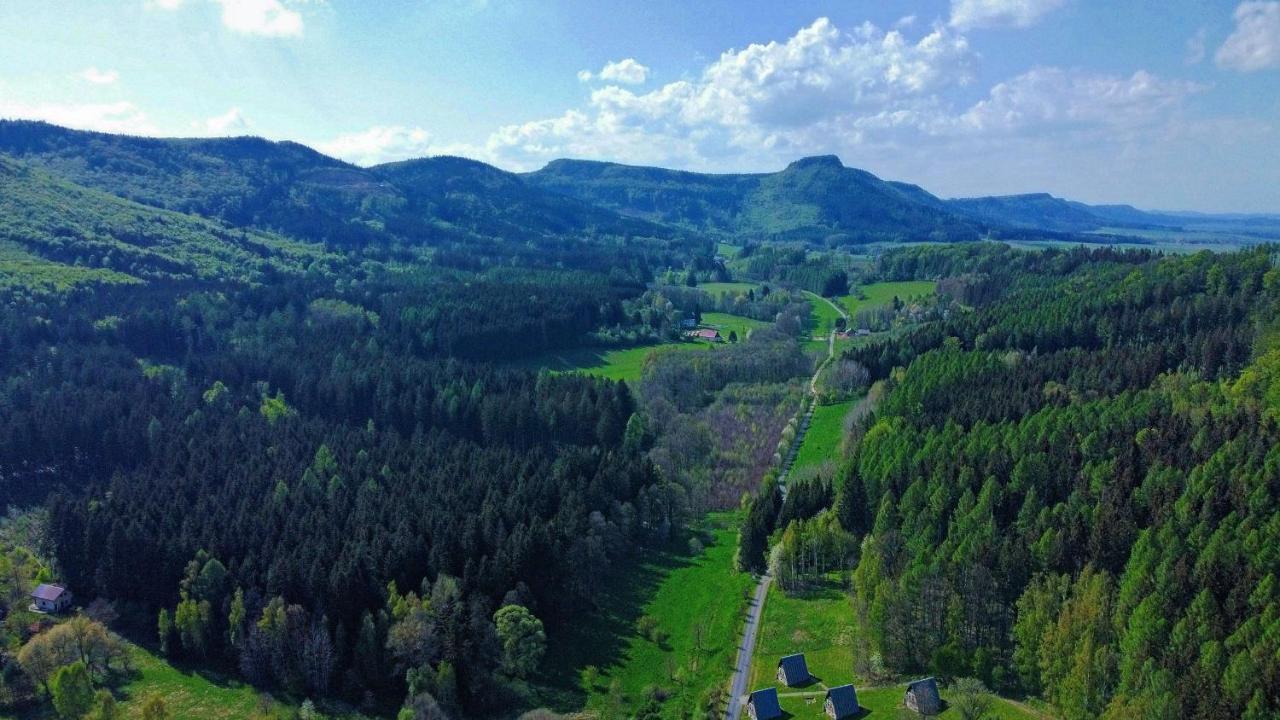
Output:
949,0,1067,30
952,67,1204,134
317,126,436,166
150,0,305,37
197,107,252,135
79,67,120,85
1185,27,1208,65
0,100,154,135
480,18,973,169
1216,2,1280,72
579,58,651,85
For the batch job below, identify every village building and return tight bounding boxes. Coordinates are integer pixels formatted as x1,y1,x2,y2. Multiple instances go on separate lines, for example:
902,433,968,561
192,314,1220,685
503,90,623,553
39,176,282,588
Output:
747,687,782,720
30,583,72,613
776,653,811,686
824,684,860,719
690,328,722,342
904,677,942,715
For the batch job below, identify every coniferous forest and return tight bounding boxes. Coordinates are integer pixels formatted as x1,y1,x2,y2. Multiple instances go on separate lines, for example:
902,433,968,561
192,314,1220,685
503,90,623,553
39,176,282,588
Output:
0,120,1278,720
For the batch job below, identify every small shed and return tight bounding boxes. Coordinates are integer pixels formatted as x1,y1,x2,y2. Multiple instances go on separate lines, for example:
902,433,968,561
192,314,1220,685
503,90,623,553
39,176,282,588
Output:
747,687,782,720
825,683,860,719
31,584,72,613
904,677,941,715
776,653,811,686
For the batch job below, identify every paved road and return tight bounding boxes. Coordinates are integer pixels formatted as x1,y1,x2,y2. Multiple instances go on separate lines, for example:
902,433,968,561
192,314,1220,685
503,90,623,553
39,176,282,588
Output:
725,293,849,720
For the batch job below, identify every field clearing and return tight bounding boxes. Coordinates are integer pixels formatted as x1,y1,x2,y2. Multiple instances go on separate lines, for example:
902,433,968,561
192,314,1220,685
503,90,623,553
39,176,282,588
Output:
700,281,760,297
804,292,844,335
534,512,755,719
840,280,936,317
747,574,1049,720
701,311,767,340
516,342,709,381
791,400,854,473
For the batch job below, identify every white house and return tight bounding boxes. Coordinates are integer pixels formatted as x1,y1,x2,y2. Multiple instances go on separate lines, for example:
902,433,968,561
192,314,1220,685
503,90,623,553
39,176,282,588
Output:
31,583,72,613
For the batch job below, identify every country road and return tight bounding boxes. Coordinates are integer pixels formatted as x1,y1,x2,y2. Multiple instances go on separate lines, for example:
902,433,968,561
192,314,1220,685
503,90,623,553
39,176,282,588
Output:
724,293,848,720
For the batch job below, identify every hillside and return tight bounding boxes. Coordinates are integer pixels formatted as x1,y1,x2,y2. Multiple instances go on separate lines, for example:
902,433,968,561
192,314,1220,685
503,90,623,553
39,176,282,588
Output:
525,155,985,243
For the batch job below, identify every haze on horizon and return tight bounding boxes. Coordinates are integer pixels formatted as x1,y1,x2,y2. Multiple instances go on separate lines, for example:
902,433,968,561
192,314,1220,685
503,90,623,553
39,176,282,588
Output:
1,0,1278,213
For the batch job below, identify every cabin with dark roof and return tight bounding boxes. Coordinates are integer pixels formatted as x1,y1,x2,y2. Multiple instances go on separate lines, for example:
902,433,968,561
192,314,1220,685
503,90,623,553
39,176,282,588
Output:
904,677,941,715
825,683,860,719
777,653,811,686
30,583,72,613
747,687,782,720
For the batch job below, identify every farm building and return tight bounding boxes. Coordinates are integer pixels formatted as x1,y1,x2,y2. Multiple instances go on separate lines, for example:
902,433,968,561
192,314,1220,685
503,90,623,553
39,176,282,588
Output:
30,583,72,613
776,653,811,686
904,677,941,715
824,684,860,719
690,328,722,341
747,687,782,720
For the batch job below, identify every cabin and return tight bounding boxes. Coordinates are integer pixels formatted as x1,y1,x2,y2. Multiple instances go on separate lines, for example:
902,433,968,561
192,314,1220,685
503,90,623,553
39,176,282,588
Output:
825,684,860,719
904,677,941,716
777,653,811,686
747,687,782,720
30,584,72,613
691,328,722,342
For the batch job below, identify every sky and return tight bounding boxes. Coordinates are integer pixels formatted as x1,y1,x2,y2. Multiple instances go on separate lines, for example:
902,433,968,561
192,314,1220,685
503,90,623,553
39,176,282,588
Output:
1,1,1278,212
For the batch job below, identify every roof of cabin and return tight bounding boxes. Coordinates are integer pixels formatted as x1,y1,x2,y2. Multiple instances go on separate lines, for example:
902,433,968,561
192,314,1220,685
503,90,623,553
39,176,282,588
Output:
778,653,810,682
826,684,860,717
31,583,68,601
748,687,782,720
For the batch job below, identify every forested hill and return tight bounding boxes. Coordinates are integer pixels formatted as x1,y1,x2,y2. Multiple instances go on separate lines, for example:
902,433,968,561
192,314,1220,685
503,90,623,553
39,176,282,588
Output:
524,155,986,243
0,120,681,253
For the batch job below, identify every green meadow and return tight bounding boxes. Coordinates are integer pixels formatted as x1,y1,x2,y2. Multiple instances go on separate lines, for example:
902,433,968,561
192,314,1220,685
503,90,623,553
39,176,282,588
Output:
839,280,936,317
791,400,854,474
533,512,755,719
701,311,768,340
516,341,707,381
699,281,760,298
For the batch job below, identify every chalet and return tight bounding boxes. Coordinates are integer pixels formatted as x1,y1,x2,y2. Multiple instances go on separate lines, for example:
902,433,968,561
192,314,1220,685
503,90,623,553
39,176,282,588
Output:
824,684,860,719
904,677,941,716
747,687,782,720
691,328,722,342
776,653,811,686
30,583,72,613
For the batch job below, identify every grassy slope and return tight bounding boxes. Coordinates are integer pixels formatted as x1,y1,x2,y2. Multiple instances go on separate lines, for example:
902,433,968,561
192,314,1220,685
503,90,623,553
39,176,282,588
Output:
533,513,754,718
515,342,707,381
699,281,760,297
747,575,1047,720
790,400,854,473
804,293,844,336
701,312,767,340
839,280,936,317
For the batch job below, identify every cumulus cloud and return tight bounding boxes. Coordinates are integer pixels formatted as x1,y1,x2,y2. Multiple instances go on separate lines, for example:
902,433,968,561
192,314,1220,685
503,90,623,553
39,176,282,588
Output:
79,67,120,85
949,0,1067,30
197,107,252,135
317,126,436,166
1216,1,1280,72
0,100,154,135
480,17,973,169
578,58,651,85
151,0,305,37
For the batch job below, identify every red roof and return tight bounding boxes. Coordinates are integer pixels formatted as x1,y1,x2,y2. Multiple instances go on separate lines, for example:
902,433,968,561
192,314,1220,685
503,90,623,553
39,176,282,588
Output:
31,584,67,601
693,329,720,339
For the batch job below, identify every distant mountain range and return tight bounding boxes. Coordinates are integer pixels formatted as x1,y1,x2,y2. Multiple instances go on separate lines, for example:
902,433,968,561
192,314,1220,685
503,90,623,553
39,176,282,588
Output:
0,120,1275,253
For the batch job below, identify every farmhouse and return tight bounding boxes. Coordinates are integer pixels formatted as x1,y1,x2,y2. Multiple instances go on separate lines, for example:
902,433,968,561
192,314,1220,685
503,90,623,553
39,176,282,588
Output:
30,583,72,613
690,328,721,341
904,677,941,715
824,684,860,719
776,652,811,686
747,687,782,720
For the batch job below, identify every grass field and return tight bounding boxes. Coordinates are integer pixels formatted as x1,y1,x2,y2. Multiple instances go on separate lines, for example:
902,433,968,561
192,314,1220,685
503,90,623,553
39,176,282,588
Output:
699,281,760,298
839,280,936,318
702,311,767,340
517,341,709,381
791,400,854,474
804,293,845,335
748,574,1049,720
533,513,754,718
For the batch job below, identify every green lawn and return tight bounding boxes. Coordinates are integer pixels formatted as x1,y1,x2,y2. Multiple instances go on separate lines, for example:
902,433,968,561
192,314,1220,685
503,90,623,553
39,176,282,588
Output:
716,243,742,258
533,513,755,718
701,312,767,340
791,400,854,473
749,574,1050,720
516,341,709,381
839,281,936,318
699,281,760,298
804,293,845,335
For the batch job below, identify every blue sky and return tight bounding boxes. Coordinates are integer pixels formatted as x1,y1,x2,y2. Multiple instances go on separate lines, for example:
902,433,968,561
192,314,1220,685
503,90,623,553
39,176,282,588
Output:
1,1,1278,211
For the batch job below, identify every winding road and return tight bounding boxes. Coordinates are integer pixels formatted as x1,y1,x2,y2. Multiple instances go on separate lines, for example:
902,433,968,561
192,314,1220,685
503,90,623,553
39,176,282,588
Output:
724,293,848,720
